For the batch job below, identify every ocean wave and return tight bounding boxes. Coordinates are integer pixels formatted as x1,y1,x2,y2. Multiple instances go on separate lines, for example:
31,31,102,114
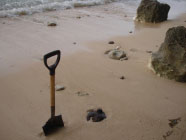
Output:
0,0,117,18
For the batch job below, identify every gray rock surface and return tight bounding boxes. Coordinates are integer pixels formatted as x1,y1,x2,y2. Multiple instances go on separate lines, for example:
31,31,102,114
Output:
108,49,127,60
151,26,186,82
136,0,170,23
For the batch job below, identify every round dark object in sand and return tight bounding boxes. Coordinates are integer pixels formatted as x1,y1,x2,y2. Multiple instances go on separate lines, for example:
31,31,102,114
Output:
120,76,125,80
108,41,115,44
47,22,57,26
87,109,106,122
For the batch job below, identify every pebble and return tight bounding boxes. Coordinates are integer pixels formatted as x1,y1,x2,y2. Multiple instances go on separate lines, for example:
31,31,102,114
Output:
47,22,57,26
55,85,65,91
87,108,106,122
108,41,115,44
129,31,133,33
76,91,89,96
120,76,125,80
73,42,77,45
146,50,152,53
108,50,126,60
76,16,81,19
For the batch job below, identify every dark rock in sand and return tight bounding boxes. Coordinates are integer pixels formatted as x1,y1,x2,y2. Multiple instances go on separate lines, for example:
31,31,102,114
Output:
169,117,181,128
108,49,127,60
151,26,186,82
108,41,115,44
87,108,106,122
146,50,152,53
47,22,57,26
136,0,170,23
120,76,125,80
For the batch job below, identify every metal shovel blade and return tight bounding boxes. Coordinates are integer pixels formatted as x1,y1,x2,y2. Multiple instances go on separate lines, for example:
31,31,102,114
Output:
42,115,64,136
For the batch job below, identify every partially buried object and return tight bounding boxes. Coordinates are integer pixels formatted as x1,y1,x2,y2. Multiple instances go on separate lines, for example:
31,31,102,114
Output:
42,50,64,136
87,109,106,122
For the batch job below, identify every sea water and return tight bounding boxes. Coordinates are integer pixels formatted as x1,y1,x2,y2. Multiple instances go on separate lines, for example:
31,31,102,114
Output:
0,0,185,18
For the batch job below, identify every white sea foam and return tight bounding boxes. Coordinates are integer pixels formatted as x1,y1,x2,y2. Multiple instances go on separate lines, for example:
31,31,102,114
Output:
0,0,185,18
0,0,116,17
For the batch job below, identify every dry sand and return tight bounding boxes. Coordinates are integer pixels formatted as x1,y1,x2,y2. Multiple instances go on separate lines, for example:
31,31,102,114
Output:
0,4,186,140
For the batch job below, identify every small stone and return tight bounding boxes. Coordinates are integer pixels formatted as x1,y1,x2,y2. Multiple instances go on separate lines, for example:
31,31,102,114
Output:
47,22,57,26
73,42,77,45
55,85,65,91
168,117,181,128
124,15,127,17
184,20,186,22
76,16,81,19
120,76,125,80
146,50,152,53
76,91,89,96
2,22,5,24
108,50,127,60
108,41,115,44
87,108,106,122
129,31,133,33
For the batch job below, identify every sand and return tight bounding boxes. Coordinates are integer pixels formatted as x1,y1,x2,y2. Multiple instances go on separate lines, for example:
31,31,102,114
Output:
0,3,186,140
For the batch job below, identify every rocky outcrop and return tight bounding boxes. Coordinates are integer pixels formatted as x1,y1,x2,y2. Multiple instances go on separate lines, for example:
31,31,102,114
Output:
136,0,170,23
150,26,186,82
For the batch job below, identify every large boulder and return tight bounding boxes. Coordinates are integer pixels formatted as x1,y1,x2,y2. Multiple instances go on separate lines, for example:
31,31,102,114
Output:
136,0,170,23
150,26,186,82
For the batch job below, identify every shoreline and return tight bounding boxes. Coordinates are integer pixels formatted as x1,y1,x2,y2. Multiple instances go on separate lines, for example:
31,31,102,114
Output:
0,4,186,140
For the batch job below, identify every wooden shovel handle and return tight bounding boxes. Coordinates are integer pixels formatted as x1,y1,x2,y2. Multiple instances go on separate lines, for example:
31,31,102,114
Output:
50,75,55,117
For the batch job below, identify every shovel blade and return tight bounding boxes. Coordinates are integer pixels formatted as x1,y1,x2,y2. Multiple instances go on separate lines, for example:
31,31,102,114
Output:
42,115,64,136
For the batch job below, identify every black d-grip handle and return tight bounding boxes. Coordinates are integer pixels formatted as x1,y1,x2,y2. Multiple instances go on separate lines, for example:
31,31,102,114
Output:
44,50,61,75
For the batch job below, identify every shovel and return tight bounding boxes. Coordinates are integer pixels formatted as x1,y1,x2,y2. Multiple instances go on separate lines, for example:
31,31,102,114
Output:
42,50,64,136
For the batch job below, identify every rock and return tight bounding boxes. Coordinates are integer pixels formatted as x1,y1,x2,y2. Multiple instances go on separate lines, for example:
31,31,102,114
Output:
120,76,125,80
168,117,181,128
87,108,106,122
129,31,133,33
76,16,81,19
55,85,65,91
108,41,115,44
150,26,186,82
47,22,57,26
120,57,128,61
108,49,127,60
73,42,77,45
76,91,89,96
146,50,152,53
136,0,170,23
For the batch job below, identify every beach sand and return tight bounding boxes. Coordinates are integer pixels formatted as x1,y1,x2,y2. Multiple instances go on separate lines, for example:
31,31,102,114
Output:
0,3,186,140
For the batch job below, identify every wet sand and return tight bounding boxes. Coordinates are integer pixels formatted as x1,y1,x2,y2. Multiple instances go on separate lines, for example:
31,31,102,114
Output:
0,4,186,140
